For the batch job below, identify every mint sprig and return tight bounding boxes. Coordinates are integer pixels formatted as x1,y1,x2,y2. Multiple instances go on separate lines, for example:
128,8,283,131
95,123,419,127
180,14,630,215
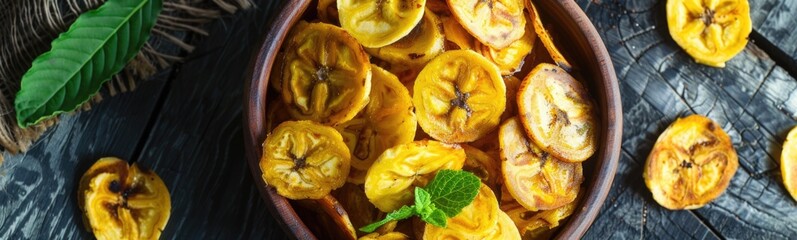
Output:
359,170,481,233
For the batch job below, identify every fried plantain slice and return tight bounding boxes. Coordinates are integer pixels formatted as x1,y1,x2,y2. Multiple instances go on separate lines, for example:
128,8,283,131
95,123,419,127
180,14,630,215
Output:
500,117,583,211
528,2,573,71
337,65,417,184
666,0,752,67
413,50,506,143
518,63,598,162
318,0,340,25
332,183,384,232
78,157,171,240
484,209,523,240
500,189,580,237
422,184,500,239
281,21,371,126
260,120,351,199
316,195,359,240
338,0,427,48
447,0,525,49
365,140,465,212
440,15,475,50
366,8,445,69
783,126,797,202
475,14,536,75
501,75,521,122
644,115,738,209
462,144,502,191
359,232,411,240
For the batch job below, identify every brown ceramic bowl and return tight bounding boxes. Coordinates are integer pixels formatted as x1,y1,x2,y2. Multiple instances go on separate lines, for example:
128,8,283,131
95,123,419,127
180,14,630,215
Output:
244,0,622,239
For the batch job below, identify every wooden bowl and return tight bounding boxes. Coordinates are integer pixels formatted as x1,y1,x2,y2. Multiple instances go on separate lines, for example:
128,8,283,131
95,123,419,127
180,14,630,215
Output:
244,0,622,239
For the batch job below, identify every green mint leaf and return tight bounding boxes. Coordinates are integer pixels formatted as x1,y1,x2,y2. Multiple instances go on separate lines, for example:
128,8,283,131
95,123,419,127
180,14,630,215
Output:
15,0,163,127
421,208,448,228
359,205,416,233
423,169,481,217
415,187,432,210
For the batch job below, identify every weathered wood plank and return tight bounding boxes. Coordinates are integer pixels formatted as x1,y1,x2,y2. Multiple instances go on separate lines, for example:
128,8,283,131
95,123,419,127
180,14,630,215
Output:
131,0,288,239
749,1,797,61
577,0,797,238
0,73,169,239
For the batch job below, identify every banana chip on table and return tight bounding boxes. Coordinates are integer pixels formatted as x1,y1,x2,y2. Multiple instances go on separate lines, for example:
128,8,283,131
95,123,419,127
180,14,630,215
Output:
500,117,583,211
518,63,598,162
413,50,506,143
783,126,797,202
338,0,427,48
365,9,445,69
78,157,171,240
280,21,371,126
260,120,351,200
644,115,738,210
364,140,465,212
447,0,525,49
337,65,417,184
666,0,752,67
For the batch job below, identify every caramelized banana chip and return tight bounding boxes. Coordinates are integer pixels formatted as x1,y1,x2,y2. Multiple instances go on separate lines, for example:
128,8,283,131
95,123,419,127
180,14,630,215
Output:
414,50,506,143
366,9,445,69
501,75,521,121
462,144,502,190
338,66,417,184
333,183,383,231
78,157,170,240
782,126,797,201
667,0,752,67
644,115,738,209
500,190,580,237
316,195,358,240
500,117,583,211
318,0,339,24
281,21,371,125
529,2,573,71
261,121,351,199
338,0,427,48
476,14,536,75
423,184,500,239
447,0,525,49
441,16,474,50
365,140,465,212
518,63,598,162
360,232,411,240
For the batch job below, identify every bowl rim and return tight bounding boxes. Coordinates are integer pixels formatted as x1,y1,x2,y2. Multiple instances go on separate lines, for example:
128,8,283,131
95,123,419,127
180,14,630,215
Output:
243,0,622,239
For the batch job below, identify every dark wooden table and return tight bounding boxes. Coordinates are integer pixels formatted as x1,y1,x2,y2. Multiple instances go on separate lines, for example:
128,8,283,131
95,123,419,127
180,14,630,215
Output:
1,0,796,239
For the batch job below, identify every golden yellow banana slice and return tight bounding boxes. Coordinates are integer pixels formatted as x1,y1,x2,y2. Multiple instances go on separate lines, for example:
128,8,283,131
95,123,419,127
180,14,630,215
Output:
413,50,506,143
500,189,580,237
364,140,465,212
318,0,339,24
337,65,417,184
501,75,521,122
332,183,383,231
484,210,522,240
518,63,598,162
783,126,797,202
441,15,474,50
644,115,738,209
529,2,573,72
78,157,171,240
667,0,752,67
338,0,427,48
462,144,502,191
316,195,358,240
423,184,500,239
260,120,351,199
500,117,583,211
475,15,536,75
281,21,371,126
447,0,525,49
366,9,445,69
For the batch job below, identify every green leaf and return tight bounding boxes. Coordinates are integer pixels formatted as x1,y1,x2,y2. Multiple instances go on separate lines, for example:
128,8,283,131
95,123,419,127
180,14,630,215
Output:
421,208,448,228
424,169,481,217
415,187,432,210
15,0,163,127
359,205,415,233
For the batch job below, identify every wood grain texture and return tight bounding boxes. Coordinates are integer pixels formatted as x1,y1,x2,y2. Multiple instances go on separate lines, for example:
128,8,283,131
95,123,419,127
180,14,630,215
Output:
750,1,797,61
576,0,797,239
0,73,168,239
133,0,289,239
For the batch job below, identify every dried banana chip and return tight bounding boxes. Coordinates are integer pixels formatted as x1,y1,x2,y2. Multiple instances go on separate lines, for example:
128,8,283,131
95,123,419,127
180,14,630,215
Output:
529,2,573,71
260,120,351,199
476,14,536,75
78,157,171,240
644,115,738,209
423,184,500,239
518,63,598,162
441,15,474,50
414,50,506,143
359,232,410,240
448,0,525,49
364,140,465,212
337,65,417,184
317,195,359,240
281,21,371,126
338,0,427,48
318,0,339,24
667,0,752,67
462,144,502,191
366,9,445,69
500,189,580,237
500,117,583,211
783,126,797,202
332,183,383,231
